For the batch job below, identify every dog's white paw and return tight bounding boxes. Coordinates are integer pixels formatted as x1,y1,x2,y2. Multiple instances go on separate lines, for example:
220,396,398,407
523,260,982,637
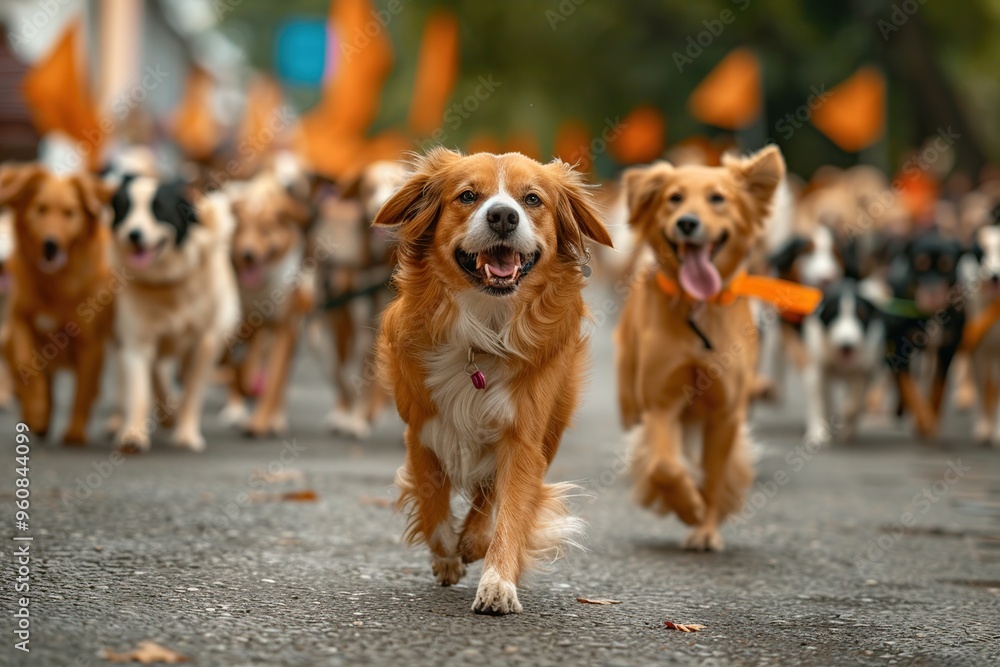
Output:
171,428,206,452
432,555,466,587
219,401,249,428
472,567,522,615
683,526,724,552
116,427,150,454
325,409,371,440
804,422,831,446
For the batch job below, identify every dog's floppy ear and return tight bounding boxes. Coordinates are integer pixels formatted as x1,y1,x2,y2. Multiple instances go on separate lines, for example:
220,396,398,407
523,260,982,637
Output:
69,172,114,220
547,159,613,259
372,147,461,247
723,145,786,224
0,163,47,209
622,162,671,228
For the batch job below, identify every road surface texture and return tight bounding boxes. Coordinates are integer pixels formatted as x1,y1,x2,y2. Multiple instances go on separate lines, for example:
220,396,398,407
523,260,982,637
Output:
2,295,999,666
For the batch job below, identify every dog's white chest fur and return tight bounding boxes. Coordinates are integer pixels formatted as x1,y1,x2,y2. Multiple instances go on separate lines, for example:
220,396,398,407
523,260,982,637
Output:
419,292,518,490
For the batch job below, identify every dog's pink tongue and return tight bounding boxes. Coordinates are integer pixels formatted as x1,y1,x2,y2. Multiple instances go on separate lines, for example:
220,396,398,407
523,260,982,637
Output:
239,265,265,289
679,245,722,301
127,249,155,270
486,249,518,278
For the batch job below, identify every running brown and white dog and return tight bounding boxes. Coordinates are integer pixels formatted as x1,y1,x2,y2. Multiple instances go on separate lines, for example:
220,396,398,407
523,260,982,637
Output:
109,176,239,452
616,146,785,551
375,148,612,614
222,169,314,437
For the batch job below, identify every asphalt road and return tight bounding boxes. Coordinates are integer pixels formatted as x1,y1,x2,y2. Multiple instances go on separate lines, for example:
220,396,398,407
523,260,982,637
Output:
1,290,999,666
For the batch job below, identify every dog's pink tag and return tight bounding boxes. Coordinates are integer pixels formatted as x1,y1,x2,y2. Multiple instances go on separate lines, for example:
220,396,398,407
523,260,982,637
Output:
470,370,487,390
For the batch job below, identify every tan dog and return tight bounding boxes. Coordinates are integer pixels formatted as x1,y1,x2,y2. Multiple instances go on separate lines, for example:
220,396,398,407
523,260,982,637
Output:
375,148,612,614
617,146,785,551
0,165,114,443
223,171,313,437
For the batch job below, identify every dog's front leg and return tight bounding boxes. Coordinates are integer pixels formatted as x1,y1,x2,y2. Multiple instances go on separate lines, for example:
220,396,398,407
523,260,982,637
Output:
634,407,705,525
64,334,106,445
398,428,465,586
117,344,154,452
686,411,746,552
472,438,548,615
802,355,828,444
896,370,936,437
6,320,52,436
245,320,299,437
171,332,219,451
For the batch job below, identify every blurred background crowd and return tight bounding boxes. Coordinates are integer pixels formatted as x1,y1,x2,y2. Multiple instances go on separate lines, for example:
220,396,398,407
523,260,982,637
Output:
1,0,1000,444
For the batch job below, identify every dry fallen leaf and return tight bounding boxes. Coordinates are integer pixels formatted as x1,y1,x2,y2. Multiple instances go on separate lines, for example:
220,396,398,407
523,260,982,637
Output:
359,495,392,509
280,490,318,502
664,621,706,632
577,597,622,605
103,640,188,664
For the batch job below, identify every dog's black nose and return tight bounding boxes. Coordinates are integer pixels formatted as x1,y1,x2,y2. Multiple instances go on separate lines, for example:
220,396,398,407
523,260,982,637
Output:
42,238,59,261
127,229,143,245
991,274,1000,286
242,250,257,265
487,205,519,236
676,215,700,237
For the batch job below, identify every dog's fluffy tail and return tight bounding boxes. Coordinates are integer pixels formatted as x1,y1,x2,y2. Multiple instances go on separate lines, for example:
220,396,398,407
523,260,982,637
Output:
525,481,587,571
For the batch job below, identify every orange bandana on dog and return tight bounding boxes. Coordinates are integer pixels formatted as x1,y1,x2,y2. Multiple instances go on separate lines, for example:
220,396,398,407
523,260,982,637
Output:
656,271,823,315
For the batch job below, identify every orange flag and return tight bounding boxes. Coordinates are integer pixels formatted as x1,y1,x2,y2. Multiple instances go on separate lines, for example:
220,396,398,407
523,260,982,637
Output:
688,49,761,130
609,105,665,165
296,0,395,178
21,20,103,151
408,12,460,137
172,66,221,162
810,67,885,153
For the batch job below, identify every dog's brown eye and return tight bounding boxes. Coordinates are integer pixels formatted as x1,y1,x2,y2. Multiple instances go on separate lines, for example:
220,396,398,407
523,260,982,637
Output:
458,190,477,204
937,256,953,272
709,193,725,204
668,193,683,204
37,204,49,215
524,193,541,207
62,208,74,218
913,254,931,272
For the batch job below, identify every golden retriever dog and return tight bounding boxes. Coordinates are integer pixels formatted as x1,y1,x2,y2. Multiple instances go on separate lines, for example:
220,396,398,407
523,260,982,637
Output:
222,170,313,437
109,175,239,452
375,148,612,614
616,146,785,551
0,164,114,443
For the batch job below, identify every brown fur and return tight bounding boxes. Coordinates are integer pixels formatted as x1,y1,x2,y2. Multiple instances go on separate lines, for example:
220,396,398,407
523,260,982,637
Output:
226,173,313,437
0,164,114,444
375,148,612,614
616,146,785,551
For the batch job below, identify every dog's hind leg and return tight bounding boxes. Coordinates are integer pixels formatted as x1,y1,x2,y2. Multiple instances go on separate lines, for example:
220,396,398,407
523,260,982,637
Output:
459,484,494,565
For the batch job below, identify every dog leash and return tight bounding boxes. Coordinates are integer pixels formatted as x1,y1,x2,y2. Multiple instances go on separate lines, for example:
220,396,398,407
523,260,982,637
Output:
655,271,823,350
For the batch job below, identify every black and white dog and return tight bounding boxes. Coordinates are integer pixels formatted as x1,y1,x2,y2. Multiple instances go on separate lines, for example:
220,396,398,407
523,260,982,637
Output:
802,278,884,443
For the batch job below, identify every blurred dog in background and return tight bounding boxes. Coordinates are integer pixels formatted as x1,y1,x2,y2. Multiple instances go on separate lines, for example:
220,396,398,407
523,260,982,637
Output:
109,176,239,452
223,158,314,437
616,145,785,551
0,164,114,443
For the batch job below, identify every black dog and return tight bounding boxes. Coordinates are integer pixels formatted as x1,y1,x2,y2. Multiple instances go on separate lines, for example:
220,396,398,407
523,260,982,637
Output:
883,230,971,437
